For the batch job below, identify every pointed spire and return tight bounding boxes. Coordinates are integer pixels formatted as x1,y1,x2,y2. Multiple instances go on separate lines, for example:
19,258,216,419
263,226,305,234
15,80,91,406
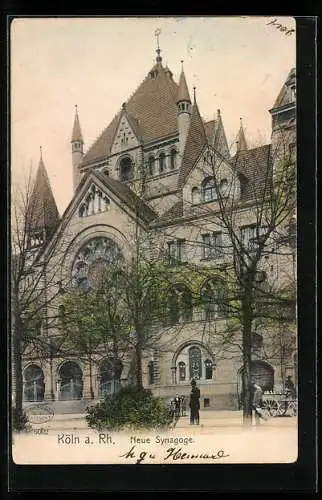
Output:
236,117,248,152
176,62,191,103
193,86,196,104
29,149,59,236
212,109,230,159
71,104,84,143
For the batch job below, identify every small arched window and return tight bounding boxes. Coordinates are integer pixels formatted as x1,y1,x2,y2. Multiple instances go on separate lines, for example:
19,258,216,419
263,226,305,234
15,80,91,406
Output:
148,156,155,176
189,346,202,380
167,285,193,325
148,360,155,384
178,361,186,381
219,178,229,197
201,278,227,319
205,359,213,380
203,177,217,202
170,149,177,170
120,157,133,182
159,152,165,173
192,187,200,204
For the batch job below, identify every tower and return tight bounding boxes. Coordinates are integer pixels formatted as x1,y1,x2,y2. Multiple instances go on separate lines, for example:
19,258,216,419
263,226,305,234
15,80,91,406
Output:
269,68,296,163
176,62,192,167
71,104,84,192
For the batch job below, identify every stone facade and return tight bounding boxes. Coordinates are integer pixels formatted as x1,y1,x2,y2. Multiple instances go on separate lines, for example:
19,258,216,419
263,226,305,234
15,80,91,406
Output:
21,49,296,411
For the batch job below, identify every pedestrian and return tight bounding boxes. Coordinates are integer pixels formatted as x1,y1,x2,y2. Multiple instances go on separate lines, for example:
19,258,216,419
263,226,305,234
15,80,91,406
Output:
251,382,266,425
189,379,200,425
174,394,181,419
180,395,186,416
285,375,297,399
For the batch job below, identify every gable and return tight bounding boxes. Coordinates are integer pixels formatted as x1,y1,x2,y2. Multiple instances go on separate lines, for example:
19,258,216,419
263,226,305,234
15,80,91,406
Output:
110,113,141,155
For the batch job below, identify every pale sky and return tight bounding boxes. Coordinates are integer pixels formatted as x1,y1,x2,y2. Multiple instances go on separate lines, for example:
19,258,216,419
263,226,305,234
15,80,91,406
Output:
11,16,296,215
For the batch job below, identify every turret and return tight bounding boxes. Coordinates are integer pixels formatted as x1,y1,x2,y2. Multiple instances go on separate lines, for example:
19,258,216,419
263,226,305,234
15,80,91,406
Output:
176,61,192,166
236,118,248,153
71,104,84,192
27,147,59,249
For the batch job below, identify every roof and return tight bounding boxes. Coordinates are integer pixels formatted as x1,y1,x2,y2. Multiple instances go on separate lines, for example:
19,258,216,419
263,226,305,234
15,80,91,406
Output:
28,156,60,234
272,68,296,109
231,144,272,201
204,120,216,143
94,171,157,223
176,69,191,103
177,102,207,188
71,109,84,143
157,199,183,223
82,62,179,167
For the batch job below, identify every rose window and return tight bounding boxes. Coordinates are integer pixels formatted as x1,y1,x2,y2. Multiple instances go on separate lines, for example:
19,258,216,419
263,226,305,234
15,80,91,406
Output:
71,237,123,290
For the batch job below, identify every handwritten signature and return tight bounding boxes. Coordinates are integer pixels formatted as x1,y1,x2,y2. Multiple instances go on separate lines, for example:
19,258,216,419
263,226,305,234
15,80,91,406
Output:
120,445,229,464
267,18,295,36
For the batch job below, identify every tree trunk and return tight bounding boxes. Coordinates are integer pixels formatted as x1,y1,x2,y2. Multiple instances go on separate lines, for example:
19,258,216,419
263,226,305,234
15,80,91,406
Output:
13,320,23,417
242,296,253,427
135,336,143,388
89,357,94,399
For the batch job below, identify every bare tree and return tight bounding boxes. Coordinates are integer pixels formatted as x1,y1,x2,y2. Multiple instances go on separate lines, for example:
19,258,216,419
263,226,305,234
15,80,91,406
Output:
11,170,70,416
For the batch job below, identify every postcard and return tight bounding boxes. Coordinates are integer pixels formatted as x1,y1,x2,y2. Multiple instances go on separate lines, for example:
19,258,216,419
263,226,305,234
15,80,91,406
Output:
10,16,298,466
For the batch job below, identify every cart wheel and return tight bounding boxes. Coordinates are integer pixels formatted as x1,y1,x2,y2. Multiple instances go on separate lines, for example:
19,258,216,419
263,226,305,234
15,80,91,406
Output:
288,401,297,416
267,400,280,417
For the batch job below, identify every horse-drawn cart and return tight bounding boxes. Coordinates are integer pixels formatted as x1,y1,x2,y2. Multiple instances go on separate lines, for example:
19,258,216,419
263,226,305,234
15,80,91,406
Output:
262,392,297,417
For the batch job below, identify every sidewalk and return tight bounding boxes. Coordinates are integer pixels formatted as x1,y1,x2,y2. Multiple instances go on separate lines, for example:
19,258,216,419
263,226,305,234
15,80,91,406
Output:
31,410,297,431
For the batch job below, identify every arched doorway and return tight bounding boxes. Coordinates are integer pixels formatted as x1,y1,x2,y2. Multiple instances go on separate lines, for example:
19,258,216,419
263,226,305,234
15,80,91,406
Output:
59,362,83,400
237,361,274,408
98,358,123,397
24,364,45,402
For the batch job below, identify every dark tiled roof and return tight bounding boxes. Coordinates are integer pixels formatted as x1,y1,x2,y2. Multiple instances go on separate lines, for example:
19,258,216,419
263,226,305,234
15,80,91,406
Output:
71,110,83,143
177,102,207,188
176,70,191,103
231,144,272,201
94,171,157,223
82,63,179,167
272,68,296,109
28,158,60,233
204,120,216,143
157,199,183,223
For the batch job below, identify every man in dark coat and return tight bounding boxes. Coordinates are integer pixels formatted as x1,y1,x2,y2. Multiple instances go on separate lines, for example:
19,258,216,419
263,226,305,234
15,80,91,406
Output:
189,380,200,424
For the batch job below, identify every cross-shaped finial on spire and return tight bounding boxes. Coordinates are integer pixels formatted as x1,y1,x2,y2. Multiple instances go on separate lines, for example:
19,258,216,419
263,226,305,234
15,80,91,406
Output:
193,86,196,103
155,28,162,63
181,59,184,69
75,104,78,114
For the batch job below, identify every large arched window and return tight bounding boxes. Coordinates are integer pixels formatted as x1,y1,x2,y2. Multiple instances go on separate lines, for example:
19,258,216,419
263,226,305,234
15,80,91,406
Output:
167,285,193,325
201,278,227,319
159,152,166,173
120,157,133,182
202,177,217,202
71,237,124,291
170,149,177,170
175,344,215,383
23,364,45,402
59,361,83,400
